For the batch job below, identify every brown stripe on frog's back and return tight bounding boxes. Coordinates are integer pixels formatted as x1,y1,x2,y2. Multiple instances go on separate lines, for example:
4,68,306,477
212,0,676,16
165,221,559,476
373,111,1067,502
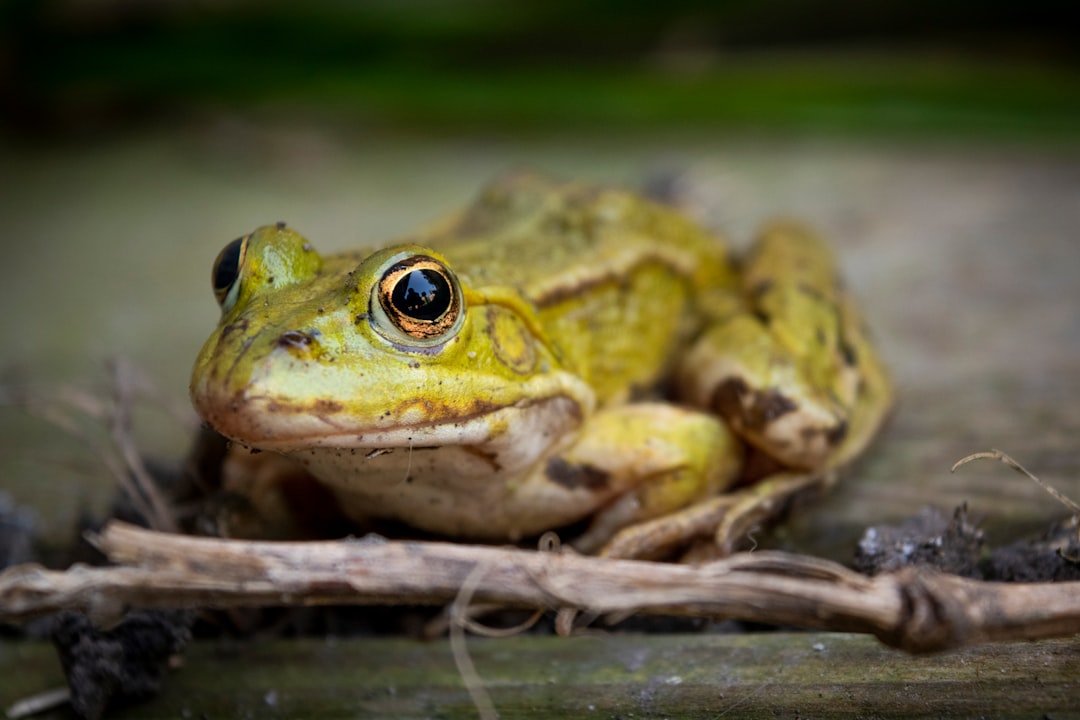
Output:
529,249,701,309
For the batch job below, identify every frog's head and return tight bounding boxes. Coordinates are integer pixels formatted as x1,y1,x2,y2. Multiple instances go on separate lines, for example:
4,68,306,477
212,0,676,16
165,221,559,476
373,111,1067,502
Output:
190,224,592,455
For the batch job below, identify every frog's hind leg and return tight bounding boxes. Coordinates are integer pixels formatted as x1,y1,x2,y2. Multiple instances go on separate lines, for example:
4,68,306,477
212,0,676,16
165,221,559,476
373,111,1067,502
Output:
592,223,894,561
596,359,892,560
679,221,892,473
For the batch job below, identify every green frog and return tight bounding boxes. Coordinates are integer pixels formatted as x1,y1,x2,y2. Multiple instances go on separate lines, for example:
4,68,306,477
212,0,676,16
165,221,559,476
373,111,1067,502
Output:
190,172,891,559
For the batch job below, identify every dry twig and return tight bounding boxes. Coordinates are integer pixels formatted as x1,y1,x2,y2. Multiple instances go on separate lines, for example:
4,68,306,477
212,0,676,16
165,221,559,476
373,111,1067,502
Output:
953,448,1080,558
2,361,180,533
952,448,1080,517
2,521,1080,653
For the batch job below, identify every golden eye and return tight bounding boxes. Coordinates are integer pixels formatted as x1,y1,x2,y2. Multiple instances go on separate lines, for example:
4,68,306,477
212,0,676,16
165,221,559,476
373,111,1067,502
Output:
211,234,249,308
377,256,460,339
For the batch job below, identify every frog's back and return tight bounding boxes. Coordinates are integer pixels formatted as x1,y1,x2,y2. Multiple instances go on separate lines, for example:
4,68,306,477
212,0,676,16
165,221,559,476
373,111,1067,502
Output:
412,173,739,401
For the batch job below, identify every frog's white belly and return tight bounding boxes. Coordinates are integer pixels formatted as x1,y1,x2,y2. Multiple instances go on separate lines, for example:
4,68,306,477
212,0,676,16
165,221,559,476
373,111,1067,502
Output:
284,395,607,539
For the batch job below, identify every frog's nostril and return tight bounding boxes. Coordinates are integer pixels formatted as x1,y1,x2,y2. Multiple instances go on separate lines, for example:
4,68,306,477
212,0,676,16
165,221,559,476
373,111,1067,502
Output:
278,330,315,349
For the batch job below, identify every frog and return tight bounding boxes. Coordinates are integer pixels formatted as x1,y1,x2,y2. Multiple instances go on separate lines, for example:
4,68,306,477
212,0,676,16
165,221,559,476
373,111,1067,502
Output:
190,172,892,560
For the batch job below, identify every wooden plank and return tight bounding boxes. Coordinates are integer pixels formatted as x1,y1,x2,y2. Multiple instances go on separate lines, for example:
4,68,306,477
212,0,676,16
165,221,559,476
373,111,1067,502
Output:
4,634,1080,719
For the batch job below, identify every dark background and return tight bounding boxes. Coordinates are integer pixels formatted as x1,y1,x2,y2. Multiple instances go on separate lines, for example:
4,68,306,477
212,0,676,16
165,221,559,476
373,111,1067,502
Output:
3,0,1078,139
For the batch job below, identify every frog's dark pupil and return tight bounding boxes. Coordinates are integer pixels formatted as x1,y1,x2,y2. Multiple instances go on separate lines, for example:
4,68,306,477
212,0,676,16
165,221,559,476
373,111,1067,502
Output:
213,237,245,294
391,268,452,321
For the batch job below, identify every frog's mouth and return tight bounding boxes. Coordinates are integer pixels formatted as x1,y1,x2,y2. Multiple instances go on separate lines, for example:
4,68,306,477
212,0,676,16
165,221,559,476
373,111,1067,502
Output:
199,390,585,460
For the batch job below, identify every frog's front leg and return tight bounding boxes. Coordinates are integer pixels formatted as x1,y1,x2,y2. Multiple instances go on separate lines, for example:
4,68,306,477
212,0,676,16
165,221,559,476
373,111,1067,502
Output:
512,403,743,555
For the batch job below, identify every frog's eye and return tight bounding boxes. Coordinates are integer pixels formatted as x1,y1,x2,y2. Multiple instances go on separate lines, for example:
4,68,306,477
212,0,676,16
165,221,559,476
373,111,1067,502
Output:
212,234,249,310
376,255,462,342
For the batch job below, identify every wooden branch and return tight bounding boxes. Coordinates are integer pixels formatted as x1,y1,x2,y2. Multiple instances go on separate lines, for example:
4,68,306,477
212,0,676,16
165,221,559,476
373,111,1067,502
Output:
3,521,1080,654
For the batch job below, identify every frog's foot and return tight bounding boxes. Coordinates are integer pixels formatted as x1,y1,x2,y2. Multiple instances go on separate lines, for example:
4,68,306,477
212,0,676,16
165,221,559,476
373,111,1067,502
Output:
595,470,833,561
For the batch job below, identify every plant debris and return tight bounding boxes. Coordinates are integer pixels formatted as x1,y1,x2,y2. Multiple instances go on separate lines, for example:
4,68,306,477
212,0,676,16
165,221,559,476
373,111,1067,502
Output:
983,521,1080,582
854,505,984,577
50,610,194,720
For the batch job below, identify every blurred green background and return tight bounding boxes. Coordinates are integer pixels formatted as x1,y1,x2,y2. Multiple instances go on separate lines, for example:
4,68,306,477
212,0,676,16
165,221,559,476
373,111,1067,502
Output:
3,0,1078,137
2,0,1079,552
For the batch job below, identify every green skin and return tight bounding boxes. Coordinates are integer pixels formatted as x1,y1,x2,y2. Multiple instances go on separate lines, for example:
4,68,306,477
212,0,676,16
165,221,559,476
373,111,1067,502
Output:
190,172,891,556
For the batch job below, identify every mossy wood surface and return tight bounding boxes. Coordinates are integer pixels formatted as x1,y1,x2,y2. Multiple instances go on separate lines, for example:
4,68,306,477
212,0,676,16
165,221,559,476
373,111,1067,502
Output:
4,633,1080,719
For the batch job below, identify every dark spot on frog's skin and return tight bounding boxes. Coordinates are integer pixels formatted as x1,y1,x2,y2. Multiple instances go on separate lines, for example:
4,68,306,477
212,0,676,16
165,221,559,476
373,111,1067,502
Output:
759,392,798,422
712,379,747,418
799,419,847,447
276,221,287,230
218,318,249,342
797,282,826,302
712,377,798,433
314,398,344,414
827,419,848,446
410,361,421,369
278,330,314,348
546,457,610,491
839,338,858,366
267,276,275,285
751,308,771,325
749,278,773,299
355,313,368,325
815,328,827,346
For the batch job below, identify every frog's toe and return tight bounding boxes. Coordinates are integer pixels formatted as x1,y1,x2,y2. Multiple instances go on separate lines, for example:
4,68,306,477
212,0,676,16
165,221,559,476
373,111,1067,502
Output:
596,470,829,560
